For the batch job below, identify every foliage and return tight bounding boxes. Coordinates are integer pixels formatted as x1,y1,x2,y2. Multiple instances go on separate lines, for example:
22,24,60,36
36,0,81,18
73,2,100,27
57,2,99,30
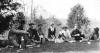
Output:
34,15,46,26
13,12,26,30
0,0,25,34
67,4,90,29
46,16,62,26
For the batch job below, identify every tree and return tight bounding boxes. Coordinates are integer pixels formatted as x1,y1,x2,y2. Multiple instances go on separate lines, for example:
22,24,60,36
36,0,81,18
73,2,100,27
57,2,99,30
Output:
29,8,37,23
0,0,25,34
14,12,26,30
46,16,62,26
67,4,90,29
34,15,46,25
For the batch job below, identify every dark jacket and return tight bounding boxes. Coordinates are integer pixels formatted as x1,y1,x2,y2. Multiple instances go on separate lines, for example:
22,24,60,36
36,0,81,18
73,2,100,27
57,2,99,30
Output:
27,28,40,41
48,27,56,36
71,29,81,37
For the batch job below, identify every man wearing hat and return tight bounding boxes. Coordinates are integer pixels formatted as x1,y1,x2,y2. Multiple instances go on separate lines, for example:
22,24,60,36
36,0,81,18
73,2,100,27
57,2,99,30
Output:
27,23,40,47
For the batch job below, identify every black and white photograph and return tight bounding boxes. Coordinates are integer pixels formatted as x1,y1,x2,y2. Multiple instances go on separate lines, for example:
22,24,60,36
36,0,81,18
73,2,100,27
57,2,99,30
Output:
0,0,100,53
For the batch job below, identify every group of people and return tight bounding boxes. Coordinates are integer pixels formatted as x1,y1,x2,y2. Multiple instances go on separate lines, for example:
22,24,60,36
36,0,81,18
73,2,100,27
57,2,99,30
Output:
8,23,43,48
48,24,99,43
0,23,99,50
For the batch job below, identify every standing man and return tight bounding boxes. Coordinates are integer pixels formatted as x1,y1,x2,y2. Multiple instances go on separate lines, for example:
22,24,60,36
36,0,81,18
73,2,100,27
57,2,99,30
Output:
48,24,56,41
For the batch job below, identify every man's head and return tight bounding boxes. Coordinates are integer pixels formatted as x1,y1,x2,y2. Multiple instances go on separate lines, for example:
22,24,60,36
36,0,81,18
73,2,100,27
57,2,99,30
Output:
51,23,54,27
62,26,68,31
29,23,36,29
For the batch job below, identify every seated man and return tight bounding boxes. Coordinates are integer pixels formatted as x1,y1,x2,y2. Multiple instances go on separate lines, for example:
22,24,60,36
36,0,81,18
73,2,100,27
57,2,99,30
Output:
8,28,29,49
27,23,40,47
37,24,45,44
71,24,85,42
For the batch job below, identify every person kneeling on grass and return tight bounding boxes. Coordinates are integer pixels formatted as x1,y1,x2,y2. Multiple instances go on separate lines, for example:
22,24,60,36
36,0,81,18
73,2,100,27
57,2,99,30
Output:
27,23,40,47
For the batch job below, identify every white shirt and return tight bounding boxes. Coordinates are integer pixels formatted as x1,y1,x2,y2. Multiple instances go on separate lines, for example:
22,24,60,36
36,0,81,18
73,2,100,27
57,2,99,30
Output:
50,26,55,31
59,29,71,38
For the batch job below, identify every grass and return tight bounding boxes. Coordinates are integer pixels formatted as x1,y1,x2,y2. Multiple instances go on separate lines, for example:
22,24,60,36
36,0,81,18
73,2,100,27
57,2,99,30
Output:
0,40,100,53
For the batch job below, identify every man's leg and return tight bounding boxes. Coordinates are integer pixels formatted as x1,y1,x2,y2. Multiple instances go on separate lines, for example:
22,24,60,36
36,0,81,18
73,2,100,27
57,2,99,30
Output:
74,36,82,42
80,34,85,38
34,36,41,47
17,35,21,48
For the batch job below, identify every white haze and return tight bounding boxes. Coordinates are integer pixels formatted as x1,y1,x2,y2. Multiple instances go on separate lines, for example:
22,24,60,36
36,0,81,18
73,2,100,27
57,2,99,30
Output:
14,0,100,27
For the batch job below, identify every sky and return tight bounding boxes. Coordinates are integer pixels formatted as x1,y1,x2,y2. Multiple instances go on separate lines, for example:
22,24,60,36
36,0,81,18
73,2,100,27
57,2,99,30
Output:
15,0,100,27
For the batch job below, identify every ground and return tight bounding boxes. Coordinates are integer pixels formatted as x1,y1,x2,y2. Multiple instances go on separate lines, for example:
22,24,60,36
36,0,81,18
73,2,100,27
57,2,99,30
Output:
0,40,100,53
